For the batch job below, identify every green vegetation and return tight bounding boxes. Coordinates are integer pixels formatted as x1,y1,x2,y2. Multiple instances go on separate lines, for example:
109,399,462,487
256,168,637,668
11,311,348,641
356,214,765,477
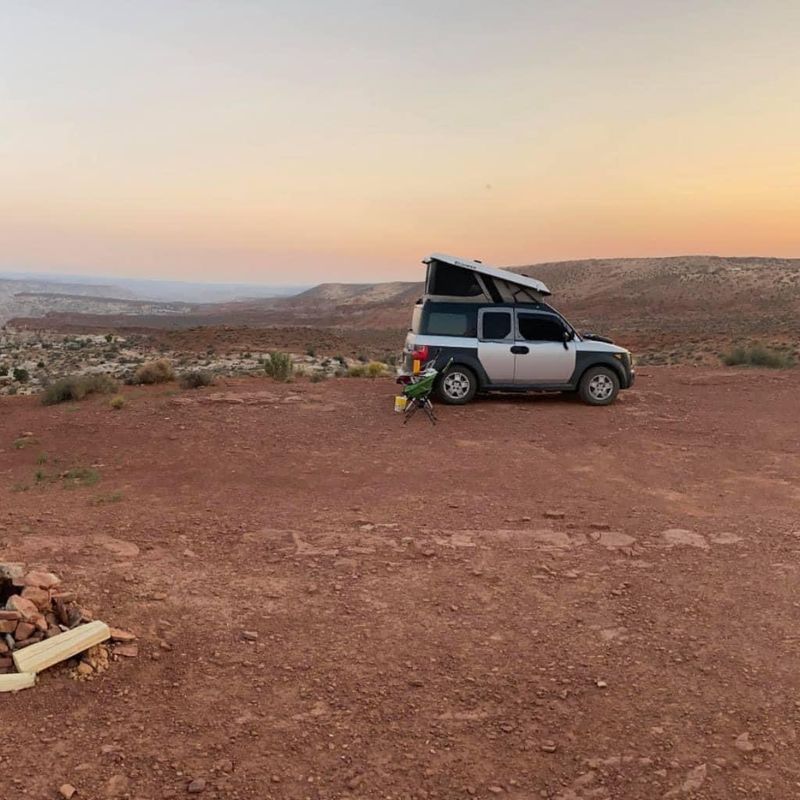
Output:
90,491,124,506
179,370,215,389
721,345,795,369
41,373,118,405
12,367,30,383
62,467,100,489
109,394,126,409
133,358,175,385
347,364,367,377
263,352,293,381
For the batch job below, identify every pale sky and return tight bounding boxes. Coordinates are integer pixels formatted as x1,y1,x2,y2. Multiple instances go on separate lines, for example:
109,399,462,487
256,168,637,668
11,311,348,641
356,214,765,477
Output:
1,0,799,284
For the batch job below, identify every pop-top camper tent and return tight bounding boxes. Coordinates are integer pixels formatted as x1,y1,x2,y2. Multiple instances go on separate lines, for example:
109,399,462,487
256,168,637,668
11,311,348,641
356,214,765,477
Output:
422,253,551,304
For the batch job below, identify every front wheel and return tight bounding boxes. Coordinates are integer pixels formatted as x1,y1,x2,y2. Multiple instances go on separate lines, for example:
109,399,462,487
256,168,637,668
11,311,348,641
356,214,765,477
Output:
578,366,620,406
437,364,478,405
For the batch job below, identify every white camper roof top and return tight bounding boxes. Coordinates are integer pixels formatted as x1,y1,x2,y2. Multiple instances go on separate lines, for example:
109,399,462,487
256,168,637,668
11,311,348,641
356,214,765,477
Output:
424,253,551,297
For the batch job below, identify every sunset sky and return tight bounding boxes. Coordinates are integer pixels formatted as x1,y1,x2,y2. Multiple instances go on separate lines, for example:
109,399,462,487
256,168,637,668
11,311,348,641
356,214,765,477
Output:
1,1,799,284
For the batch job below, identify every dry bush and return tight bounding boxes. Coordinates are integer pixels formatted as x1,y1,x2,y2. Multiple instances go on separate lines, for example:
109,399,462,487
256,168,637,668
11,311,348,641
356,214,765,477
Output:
264,352,293,382
721,345,795,369
109,395,126,410
134,359,175,385
179,370,215,389
41,374,118,406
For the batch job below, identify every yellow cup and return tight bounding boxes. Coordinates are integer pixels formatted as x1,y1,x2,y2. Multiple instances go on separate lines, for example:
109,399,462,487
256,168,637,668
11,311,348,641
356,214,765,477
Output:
394,395,408,413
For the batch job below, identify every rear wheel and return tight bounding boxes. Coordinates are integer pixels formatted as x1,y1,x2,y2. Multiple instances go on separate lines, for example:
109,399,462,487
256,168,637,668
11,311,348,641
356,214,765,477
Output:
437,364,478,405
578,366,620,405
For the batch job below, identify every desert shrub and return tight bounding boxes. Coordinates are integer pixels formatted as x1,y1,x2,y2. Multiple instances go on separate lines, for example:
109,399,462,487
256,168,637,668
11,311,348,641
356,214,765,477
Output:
41,373,118,405
366,361,386,379
264,352,293,381
12,367,29,383
348,365,368,377
179,370,215,389
109,394,126,409
134,358,175,385
309,372,327,383
62,467,100,488
721,345,795,369
0,365,8,376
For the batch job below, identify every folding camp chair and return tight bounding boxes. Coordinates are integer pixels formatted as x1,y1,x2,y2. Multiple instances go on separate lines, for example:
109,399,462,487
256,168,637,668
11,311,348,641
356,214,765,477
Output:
399,358,451,425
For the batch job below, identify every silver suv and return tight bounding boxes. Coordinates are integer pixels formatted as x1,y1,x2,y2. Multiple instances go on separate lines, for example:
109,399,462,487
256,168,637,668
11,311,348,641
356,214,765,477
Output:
400,253,634,405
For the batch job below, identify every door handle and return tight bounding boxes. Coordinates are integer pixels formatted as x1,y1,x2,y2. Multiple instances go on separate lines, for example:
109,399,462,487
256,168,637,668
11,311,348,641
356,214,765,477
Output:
510,345,530,354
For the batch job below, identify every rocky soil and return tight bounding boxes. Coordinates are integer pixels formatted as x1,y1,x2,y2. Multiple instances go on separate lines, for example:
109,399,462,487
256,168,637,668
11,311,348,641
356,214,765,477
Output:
1,367,799,798
0,328,390,396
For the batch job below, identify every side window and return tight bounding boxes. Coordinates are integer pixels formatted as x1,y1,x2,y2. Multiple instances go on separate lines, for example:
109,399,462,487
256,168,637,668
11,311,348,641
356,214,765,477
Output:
517,314,565,342
480,311,512,340
426,311,472,337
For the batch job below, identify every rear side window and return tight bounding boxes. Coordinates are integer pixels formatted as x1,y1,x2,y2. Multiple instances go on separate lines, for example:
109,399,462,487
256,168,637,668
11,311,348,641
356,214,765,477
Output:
426,312,473,336
480,311,512,340
518,314,564,342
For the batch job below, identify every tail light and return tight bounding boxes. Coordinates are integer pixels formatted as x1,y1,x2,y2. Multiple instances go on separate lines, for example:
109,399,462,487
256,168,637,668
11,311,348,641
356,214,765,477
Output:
411,345,429,362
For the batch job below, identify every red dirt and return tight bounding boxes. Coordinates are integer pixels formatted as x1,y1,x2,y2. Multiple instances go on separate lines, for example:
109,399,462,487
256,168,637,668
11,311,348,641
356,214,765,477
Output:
1,367,799,799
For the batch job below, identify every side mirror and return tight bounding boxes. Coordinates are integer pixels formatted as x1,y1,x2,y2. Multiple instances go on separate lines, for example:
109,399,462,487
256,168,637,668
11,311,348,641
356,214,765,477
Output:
562,329,573,349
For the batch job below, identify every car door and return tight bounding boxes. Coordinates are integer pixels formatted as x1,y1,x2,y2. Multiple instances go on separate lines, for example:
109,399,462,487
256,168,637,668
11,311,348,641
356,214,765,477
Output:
513,311,576,384
477,308,515,383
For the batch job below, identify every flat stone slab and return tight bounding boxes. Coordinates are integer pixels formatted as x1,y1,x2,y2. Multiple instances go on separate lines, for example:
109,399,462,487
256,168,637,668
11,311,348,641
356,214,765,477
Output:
662,528,709,550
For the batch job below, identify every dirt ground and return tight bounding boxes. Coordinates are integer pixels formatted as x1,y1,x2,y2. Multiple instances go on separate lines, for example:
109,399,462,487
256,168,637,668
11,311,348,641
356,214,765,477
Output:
1,367,799,800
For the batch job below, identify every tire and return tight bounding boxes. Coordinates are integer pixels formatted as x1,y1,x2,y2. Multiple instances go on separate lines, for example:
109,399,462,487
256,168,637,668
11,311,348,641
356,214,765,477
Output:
437,364,478,405
578,365,620,406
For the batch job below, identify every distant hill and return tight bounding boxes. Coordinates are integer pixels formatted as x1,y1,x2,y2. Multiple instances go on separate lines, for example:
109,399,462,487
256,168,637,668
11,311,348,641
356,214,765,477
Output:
7,256,800,364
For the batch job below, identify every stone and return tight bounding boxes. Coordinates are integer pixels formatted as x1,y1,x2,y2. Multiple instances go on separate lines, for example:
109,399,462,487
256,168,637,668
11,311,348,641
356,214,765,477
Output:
590,530,636,549
187,778,206,793
76,661,94,676
6,595,40,622
681,763,707,791
662,528,709,550
541,741,558,752
0,610,22,621
0,563,25,582
241,631,259,642
14,621,36,641
544,510,565,519
0,620,16,634
23,570,61,589
735,732,755,752
104,774,129,797
109,628,137,643
115,643,139,658
21,586,50,610
59,785,77,800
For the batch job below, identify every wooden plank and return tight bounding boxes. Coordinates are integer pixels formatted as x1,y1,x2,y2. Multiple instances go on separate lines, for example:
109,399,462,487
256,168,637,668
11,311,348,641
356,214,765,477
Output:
0,672,36,693
12,621,110,674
